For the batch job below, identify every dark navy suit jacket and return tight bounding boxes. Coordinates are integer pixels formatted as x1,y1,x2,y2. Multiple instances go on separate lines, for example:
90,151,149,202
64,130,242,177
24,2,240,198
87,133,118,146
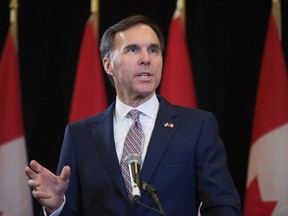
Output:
55,95,242,216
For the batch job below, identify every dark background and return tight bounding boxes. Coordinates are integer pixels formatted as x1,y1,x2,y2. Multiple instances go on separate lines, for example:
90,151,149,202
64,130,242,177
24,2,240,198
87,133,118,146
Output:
1,0,287,214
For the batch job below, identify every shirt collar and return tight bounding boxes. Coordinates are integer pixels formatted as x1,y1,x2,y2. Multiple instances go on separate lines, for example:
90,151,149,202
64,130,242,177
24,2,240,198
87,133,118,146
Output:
115,93,159,123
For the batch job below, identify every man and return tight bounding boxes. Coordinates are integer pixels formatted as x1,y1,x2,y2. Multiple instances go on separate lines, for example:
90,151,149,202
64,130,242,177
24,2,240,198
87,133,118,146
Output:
25,15,242,215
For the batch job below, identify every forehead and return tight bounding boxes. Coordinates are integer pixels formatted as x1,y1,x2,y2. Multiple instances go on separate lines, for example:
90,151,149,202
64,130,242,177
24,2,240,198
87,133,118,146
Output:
114,24,160,48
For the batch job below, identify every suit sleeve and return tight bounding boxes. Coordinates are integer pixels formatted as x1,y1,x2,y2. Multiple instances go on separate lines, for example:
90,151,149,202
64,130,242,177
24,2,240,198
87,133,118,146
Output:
56,124,83,216
196,112,242,216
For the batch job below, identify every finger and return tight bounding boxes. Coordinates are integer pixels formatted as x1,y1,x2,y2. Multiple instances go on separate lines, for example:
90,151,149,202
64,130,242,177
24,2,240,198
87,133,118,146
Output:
29,160,43,174
32,189,52,199
28,179,41,188
60,166,71,181
24,166,38,179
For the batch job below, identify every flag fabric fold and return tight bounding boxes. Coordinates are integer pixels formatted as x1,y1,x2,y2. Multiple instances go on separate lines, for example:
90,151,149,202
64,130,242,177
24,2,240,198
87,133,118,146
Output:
244,10,288,216
69,13,107,123
159,9,197,108
0,25,33,216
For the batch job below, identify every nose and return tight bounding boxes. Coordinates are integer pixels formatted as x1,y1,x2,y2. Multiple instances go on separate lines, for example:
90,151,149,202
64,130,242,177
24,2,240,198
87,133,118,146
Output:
138,51,150,67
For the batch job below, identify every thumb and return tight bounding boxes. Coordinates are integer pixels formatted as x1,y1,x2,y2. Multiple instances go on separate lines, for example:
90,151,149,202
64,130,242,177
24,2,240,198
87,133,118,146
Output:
60,166,71,181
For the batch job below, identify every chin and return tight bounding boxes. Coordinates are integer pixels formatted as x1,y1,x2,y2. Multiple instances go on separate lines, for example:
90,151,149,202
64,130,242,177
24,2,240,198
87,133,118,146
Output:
138,88,154,94
137,91,154,99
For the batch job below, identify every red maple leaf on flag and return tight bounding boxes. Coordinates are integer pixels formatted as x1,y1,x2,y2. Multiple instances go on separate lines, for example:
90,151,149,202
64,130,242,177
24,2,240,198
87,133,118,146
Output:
244,177,277,216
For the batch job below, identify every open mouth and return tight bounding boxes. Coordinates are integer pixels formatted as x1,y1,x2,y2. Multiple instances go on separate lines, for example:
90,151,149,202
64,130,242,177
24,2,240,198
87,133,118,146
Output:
137,73,151,78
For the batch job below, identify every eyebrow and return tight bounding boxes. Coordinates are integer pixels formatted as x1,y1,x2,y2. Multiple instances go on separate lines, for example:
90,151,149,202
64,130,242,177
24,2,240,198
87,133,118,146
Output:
124,44,139,50
149,43,161,50
124,43,161,51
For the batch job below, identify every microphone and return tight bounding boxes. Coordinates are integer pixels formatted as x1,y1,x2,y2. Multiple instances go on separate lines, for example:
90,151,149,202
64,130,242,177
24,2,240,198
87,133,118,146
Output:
125,154,166,215
125,154,142,201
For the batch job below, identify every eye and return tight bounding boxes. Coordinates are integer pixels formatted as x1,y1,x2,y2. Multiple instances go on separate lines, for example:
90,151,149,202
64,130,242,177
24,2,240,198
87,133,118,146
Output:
124,45,139,54
128,47,137,53
148,45,160,54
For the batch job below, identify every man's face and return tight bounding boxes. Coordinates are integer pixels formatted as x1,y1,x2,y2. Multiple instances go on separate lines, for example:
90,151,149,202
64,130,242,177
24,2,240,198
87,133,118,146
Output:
103,24,163,106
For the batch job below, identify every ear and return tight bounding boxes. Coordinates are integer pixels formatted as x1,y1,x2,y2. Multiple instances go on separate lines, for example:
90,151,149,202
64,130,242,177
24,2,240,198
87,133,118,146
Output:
103,57,113,76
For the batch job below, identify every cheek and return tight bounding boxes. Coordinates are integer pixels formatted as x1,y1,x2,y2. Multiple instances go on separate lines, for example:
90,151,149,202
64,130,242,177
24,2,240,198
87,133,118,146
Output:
112,57,132,71
112,63,132,83
154,61,163,77
117,62,136,80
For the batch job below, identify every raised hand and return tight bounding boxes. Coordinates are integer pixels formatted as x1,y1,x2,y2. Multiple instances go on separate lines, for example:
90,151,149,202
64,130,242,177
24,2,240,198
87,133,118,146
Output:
24,160,71,214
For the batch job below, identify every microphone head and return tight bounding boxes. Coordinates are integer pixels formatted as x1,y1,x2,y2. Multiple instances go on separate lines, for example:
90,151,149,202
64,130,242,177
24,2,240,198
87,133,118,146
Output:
124,154,142,200
125,153,142,166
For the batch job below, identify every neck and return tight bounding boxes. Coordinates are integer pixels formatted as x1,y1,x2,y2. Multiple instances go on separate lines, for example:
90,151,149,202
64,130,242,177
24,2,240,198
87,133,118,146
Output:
118,93,155,107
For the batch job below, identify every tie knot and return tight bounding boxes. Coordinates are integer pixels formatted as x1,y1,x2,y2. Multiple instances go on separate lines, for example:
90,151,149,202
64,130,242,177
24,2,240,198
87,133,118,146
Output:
127,109,141,122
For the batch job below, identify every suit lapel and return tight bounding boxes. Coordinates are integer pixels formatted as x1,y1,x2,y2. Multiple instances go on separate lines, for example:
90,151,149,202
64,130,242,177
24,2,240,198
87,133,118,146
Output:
90,97,180,199
141,96,180,182
91,103,129,200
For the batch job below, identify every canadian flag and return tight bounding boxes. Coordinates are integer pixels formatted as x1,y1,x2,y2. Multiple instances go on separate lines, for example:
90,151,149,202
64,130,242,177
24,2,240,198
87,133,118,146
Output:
244,9,288,216
0,25,33,215
159,5,197,108
69,13,107,123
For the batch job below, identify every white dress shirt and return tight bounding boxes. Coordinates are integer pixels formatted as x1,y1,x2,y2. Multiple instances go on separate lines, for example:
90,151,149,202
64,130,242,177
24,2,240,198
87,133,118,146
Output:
114,93,159,163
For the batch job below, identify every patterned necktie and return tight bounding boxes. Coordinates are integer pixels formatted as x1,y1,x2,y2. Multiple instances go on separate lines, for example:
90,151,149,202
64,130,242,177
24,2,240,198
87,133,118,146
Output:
120,109,143,200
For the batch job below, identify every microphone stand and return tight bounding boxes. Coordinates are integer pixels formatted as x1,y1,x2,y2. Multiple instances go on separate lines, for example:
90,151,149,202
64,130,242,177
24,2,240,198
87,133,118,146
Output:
125,154,166,215
134,181,166,216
